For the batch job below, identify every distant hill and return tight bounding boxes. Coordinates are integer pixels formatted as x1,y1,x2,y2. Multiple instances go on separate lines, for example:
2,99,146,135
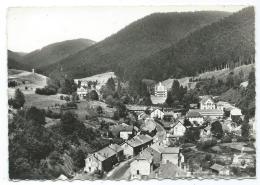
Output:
43,11,230,78
18,38,95,68
8,50,30,70
133,7,254,82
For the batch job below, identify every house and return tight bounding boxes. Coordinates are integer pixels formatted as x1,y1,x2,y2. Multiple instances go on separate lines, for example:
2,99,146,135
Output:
232,153,255,168
210,163,230,176
199,96,216,110
130,150,153,179
150,108,164,119
108,144,124,162
149,161,186,179
84,153,102,173
149,142,165,166
122,134,153,157
110,123,133,140
230,107,242,121
154,82,167,97
76,86,88,99
161,147,182,166
150,82,168,104
84,145,120,173
168,119,186,137
186,110,204,126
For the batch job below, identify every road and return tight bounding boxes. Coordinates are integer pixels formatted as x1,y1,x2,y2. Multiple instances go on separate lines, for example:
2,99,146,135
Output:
106,158,134,180
106,119,167,180
154,119,167,142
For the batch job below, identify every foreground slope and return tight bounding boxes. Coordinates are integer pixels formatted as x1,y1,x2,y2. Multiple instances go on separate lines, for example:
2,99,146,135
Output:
45,11,230,78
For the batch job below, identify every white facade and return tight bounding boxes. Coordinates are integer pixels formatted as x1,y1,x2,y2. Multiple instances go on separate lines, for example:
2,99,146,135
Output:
154,82,167,97
76,87,88,98
130,159,152,179
188,117,204,125
84,154,101,173
120,131,132,140
230,108,242,116
171,122,186,137
200,98,216,110
151,109,164,119
122,143,134,157
162,153,179,165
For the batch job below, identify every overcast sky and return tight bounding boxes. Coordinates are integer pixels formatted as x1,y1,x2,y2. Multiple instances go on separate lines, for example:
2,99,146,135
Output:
7,5,246,53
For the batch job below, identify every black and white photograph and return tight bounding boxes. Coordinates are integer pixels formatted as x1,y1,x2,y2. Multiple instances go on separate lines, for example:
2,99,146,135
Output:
4,2,256,181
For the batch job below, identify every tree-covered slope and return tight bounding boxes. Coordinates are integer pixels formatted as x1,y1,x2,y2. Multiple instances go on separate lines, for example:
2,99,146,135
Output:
44,11,230,78
133,7,254,81
20,38,95,68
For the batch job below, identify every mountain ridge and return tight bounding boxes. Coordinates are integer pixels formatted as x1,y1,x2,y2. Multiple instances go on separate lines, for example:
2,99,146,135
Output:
42,11,230,79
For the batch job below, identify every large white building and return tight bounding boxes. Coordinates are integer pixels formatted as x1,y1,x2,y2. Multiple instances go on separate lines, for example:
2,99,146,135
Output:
199,96,216,110
154,82,167,97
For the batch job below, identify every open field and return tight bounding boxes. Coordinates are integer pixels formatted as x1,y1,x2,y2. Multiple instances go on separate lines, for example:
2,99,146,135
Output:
8,69,48,98
24,94,66,109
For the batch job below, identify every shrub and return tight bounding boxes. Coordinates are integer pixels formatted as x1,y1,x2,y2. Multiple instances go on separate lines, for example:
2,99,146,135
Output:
35,86,57,95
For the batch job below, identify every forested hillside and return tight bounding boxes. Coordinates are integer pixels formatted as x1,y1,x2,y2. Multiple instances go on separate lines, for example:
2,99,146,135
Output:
43,11,230,79
132,7,254,82
8,50,30,70
18,38,95,68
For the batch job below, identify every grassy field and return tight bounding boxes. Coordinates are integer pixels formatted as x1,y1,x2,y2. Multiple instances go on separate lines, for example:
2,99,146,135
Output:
8,69,48,98
24,94,66,109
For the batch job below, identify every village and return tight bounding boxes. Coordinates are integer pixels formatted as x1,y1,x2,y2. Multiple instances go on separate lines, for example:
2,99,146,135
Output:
55,77,255,180
5,6,257,182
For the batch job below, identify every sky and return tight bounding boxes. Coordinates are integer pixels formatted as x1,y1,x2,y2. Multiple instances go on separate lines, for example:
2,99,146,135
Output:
7,5,247,53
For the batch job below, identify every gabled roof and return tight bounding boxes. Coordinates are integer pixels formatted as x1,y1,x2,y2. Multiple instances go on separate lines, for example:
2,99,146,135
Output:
200,95,214,104
150,143,180,154
137,149,153,163
95,146,117,161
161,147,180,154
109,143,123,153
126,134,153,148
210,163,226,171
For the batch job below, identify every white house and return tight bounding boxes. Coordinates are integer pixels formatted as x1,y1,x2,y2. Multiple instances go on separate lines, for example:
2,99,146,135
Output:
76,86,88,99
151,109,164,119
161,147,182,166
130,150,153,179
200,96,216,110
154,82,167,97
84,153,102,173
170,120,186,137
230,108,242,118
186,110,204,126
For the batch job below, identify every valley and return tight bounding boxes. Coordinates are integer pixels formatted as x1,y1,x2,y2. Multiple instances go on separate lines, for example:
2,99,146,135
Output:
7,6,255,180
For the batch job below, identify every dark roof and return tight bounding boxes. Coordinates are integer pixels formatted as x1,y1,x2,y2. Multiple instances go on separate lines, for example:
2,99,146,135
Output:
186,110,202,118
210,163,226,171
200,95,214,104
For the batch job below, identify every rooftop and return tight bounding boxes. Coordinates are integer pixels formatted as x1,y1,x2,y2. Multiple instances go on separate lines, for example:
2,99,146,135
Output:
95,146,117,161
186,110,202,118
109,143,123,153
127,134,153,148
210,163,226,172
